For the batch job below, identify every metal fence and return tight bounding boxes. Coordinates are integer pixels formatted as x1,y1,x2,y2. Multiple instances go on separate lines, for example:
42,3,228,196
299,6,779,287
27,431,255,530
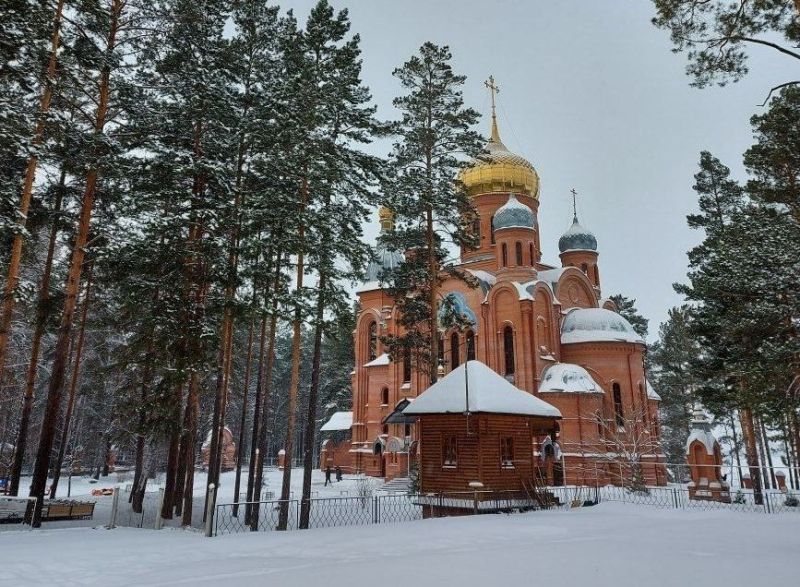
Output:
598,485,800,514
211,484,799,536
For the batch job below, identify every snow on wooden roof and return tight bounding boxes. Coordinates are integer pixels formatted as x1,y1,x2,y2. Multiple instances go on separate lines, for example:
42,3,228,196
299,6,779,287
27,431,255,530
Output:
403,361,561,418
320,411,353,432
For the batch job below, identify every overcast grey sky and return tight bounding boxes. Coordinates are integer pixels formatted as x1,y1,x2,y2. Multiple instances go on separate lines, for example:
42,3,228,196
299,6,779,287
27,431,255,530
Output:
279,0,795,340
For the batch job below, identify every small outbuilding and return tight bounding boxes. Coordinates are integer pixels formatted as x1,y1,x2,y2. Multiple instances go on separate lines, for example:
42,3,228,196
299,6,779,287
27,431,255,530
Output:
402,360,562,516
319,411,353,473
686,406,730,503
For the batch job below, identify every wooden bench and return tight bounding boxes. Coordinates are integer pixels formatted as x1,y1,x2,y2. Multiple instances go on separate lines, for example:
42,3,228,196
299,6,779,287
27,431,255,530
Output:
41,500,96,520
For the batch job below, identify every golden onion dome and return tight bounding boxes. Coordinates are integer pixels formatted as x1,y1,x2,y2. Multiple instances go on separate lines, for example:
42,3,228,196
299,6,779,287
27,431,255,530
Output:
378,205,395,231
460,117,540,199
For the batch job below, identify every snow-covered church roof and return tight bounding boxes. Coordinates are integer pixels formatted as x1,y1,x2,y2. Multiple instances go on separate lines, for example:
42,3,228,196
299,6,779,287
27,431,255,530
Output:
561,308,644,345
320,411,353,432
539,363,603,394
646,380,661,401
402,360,561,418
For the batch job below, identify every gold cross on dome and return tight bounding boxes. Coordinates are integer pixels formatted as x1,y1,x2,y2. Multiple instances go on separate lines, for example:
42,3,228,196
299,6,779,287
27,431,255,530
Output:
485,75,500,119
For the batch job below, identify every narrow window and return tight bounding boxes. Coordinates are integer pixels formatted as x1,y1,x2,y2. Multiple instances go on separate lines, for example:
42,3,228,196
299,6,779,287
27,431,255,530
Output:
503,325,515,375
404,424,411,437
450,332,460,368
382,424,389,435
437,334,445,366
402,347,411,383
594,265,600,283
472,218,481,242
515,241,523,266
581,263,588,275
613,383,624,428
465,330,476,361
490,215,495,244
443,436,457,467
381,387,389,405
501,243,508,267
368,321,377,361
529,242,534,265
501,437,514,468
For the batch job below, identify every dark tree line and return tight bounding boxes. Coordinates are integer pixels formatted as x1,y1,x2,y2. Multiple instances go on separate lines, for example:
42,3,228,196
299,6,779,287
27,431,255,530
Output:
0,0,480,529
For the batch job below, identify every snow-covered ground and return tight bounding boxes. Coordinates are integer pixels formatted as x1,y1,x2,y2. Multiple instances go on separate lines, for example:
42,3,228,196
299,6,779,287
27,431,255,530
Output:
1,502,796,586
5,468,380,531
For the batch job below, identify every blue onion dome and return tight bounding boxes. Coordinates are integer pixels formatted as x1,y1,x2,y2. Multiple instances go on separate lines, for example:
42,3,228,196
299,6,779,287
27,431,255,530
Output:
492,193,536,231
558,215,597,253
364,207,404,283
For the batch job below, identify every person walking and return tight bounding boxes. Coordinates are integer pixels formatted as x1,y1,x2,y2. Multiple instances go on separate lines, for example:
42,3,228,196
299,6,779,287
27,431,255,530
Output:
335,466,342,482
324,466,332,486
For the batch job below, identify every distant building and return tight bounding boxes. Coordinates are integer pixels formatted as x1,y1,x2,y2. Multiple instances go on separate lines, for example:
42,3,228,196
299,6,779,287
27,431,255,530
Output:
201,426,237,472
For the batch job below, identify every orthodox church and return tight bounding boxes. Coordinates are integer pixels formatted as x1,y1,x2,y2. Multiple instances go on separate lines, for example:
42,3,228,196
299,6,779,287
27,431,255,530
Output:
323,82,666,487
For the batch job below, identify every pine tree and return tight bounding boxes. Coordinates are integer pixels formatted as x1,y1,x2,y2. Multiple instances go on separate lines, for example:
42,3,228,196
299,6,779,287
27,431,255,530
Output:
609,294,649,338
651,0,800,94
380,43,482,383
648,306,697,477
295,0,384,530
744,85,800,224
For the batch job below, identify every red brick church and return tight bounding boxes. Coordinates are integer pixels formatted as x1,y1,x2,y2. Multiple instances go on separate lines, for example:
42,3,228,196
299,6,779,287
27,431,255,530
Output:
321,82,666,488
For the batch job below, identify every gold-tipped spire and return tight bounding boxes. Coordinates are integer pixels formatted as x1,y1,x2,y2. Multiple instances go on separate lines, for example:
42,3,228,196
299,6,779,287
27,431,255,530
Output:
484,75,501,143
459,76,540,199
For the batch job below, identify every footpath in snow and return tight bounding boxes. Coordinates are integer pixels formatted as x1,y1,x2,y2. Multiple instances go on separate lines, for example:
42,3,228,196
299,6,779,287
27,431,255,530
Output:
1,502,797,587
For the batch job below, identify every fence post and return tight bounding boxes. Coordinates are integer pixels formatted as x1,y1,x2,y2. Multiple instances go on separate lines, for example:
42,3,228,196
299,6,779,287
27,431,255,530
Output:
108,487,120,529
764,490,771,514
154,487,165,530
204,483,217,537
373,496,379,524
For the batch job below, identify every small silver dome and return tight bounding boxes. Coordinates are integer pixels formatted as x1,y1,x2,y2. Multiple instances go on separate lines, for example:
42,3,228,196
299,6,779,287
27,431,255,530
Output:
559,216,597,253
492,193,536,231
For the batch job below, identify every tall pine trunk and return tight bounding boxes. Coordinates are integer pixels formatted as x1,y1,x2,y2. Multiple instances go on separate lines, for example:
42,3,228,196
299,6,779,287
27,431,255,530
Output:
160,382,183,520
180,371,200,526
278,178,308,531
8,169,65,495
49,259,94,498
759,418,777,488
299,271,327,529
0,0,65,378
248,255,283,528
232,316,256,516
28,1,121,526
740,408,764,505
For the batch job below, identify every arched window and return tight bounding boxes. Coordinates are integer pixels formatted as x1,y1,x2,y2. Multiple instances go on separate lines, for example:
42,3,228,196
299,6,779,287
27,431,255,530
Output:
581,263,588,275
529,242,534,265
490,215,495,244
612,383,624,427
503,325,515,376
450,332,460,368
501,243,508,267
402,347,411,383
381,387,389,405
368,321,377,361
437,333,445,366
472,218,481,242
515,241,523,266
465,330,476,361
